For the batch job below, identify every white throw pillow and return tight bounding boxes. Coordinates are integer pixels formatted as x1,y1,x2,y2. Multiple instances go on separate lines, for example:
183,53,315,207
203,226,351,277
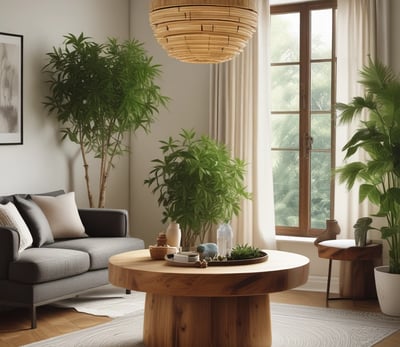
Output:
32,192,87,239
0,202,33,253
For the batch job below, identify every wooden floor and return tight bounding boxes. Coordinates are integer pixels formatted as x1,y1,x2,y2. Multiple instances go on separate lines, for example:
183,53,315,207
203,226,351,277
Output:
0,290,399,347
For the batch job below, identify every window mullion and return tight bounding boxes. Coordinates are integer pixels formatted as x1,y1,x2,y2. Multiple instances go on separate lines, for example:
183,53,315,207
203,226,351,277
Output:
299,8,311,234
329,7,337,220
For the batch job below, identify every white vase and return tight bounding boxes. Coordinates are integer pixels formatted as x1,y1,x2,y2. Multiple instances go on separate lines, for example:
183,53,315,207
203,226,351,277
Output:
374,265,400,316
166,221,181,249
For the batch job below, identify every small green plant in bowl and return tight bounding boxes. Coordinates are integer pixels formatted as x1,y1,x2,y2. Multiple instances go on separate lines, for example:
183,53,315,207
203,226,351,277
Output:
229,244,263,260
205,244,267,266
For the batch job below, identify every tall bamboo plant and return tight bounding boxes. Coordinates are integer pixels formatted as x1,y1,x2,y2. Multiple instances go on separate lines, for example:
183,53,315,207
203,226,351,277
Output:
43,33,168,207
336,58,400,274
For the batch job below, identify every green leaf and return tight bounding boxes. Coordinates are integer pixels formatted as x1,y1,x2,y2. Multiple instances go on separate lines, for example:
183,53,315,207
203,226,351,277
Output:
336,162,367,190
359,184,380,205
381,226,399,240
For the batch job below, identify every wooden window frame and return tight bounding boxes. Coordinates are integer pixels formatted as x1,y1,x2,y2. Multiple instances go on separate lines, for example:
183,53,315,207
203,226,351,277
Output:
271,0,337,237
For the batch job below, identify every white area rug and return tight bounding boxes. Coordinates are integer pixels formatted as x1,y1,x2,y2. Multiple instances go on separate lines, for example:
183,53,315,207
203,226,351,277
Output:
24,285,400,347
51,285,146,318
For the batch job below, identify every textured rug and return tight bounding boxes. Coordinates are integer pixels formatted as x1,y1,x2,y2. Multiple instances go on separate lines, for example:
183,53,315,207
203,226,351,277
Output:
23,286,400,347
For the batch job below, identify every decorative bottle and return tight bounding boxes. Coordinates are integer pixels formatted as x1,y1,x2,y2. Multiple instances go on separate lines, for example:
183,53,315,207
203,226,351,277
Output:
217,223,233,257
166,221,181,249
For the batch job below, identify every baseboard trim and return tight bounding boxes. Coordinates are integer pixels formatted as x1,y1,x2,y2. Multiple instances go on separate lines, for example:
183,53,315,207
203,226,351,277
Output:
296,275,339,293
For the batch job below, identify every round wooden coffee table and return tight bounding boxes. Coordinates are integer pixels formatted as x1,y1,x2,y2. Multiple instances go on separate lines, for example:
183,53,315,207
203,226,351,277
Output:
109,249,309,347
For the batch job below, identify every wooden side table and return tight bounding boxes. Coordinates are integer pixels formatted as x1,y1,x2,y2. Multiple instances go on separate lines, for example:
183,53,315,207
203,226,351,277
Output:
316,240,382,305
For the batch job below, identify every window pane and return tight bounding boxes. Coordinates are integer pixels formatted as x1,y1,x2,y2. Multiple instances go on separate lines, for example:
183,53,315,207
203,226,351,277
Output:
273,150,299,227
271,13,299,63
310,152,331,229
311,62,331,111
311,9,332,60
271,65,299,111
271,114,299,148
311,114,331,149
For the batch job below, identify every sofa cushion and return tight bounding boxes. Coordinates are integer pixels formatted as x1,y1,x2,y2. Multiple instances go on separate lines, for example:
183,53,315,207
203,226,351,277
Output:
0,202,33,253
9,248,90,284
0,190,65,204
0,194,14,204
13,196,54,247
32,190,65,197
32,192,87,239
45,237,144,270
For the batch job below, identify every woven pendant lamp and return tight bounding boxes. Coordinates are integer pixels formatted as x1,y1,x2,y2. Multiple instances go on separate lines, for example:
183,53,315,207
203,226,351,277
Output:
149,0,258,64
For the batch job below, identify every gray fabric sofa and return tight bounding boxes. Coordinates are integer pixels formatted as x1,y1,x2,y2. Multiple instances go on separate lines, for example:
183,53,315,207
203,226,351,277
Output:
0,191,144,328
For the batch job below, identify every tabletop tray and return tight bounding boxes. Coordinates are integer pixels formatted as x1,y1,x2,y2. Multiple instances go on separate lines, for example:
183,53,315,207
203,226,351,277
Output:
207,251,268,266
165,251,268,267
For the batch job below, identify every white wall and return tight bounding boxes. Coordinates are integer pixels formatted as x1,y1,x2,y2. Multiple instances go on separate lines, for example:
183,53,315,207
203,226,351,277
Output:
0,0,131,209
129,1,210,247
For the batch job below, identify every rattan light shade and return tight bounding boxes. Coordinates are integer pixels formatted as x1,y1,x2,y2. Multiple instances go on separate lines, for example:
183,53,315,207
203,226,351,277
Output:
149,0,258,64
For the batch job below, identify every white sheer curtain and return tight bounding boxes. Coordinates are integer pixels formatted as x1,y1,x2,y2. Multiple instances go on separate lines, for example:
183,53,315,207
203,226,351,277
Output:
335,0,390,238
209,0,276,249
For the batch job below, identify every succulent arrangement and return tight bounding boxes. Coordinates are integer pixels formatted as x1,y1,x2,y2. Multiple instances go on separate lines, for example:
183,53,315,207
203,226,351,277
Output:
229,244,263,260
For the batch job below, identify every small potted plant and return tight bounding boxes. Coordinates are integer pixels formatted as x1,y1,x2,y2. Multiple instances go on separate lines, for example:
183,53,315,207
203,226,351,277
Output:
336,58,400,315
353,217,376,247
145,129,251,250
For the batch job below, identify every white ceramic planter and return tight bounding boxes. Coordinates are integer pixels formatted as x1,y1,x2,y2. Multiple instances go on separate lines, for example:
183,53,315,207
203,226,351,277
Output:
374,265,400,316
166,221,181,249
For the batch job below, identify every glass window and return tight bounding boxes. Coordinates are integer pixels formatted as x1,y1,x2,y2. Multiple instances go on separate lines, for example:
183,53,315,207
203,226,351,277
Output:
271,1,337,237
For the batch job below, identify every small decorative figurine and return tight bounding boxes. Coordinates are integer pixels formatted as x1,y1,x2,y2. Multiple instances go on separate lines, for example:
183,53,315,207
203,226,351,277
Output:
149,232,177,260
196,243,218,260
156,232,168,246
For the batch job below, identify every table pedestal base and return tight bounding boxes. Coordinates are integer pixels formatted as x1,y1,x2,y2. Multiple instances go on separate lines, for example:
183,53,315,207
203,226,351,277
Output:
143,293,272,347
340,258,381,299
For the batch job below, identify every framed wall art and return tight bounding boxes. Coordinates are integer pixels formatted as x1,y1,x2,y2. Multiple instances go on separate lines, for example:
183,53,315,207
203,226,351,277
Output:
0,32,23,145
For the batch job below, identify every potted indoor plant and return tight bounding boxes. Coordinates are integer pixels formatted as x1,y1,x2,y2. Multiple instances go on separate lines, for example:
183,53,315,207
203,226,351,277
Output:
336,58,400,315
145,129,251,250
43,33,168,208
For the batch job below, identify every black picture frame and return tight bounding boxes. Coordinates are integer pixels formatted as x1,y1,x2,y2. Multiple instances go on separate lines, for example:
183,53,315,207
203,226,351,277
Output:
0,32,23,145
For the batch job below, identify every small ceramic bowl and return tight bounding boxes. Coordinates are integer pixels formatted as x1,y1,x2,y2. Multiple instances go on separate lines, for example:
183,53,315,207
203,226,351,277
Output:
149,245,178,260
